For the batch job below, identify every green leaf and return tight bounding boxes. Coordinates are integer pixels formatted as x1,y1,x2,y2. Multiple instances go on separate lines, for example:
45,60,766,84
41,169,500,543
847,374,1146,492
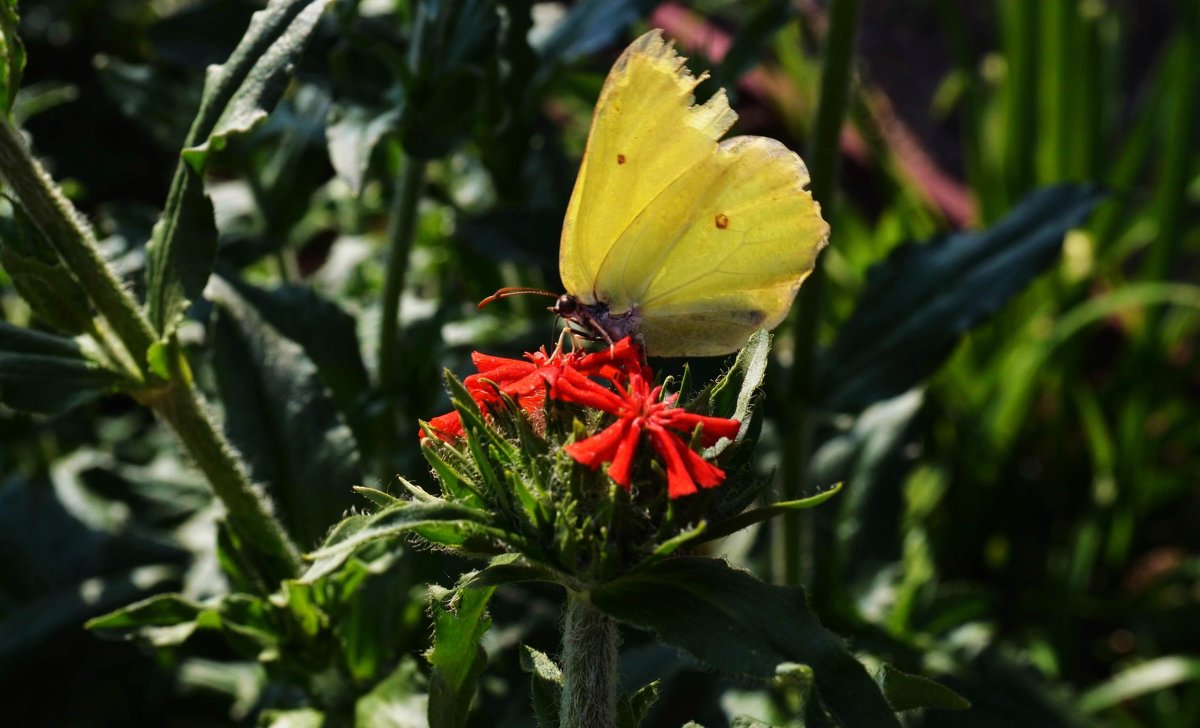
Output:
326,103,400,195
209,278,361,549
427,585,494,728
875,664,970,712
616,680,660,728
0,198,94,334
262,708,327,728
356,656,429,728
818,185,1103,410
219,274,373,446
146,0,333,337
520,645,562,728
706,329,771,449
0,0,24,117
696,483,843,546
534,0,659,63
459,554,573,590
85,592,206,647
730,718,773,728
301,500,494,582
0,322,128,413
1078,656,1200,714
590,557,901,728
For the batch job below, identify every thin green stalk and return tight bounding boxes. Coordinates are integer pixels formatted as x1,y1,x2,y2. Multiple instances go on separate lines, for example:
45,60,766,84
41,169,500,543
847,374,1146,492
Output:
0,120,157,376
0,119,300,584
775,0,860,588
559,592,619,728
377,156,427,396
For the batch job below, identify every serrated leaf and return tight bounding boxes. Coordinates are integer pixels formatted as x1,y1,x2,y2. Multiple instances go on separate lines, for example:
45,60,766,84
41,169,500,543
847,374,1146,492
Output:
876,663,970,712
704,329,770,458
590,557,901,728
427,586,494,728
0,0,24,117
520,645,562,728
818,185,1103,410
0,322,128,413
146,0,333,337
0,198,95,334
209,280,360,548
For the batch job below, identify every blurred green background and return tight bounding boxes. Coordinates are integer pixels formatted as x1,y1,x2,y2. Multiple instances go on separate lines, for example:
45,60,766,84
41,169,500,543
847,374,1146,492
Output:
0,0,1197,726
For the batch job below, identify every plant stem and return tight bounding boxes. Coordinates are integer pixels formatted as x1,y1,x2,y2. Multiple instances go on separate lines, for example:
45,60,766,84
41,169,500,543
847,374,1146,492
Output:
0,120,158,377
154,353,302,582
559,592,619,728
0,119,300,585
377,156,426,396
775,0,861,588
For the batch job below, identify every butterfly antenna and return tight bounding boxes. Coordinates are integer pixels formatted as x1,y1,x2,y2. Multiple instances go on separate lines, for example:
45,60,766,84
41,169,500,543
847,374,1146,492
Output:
478,286,558,310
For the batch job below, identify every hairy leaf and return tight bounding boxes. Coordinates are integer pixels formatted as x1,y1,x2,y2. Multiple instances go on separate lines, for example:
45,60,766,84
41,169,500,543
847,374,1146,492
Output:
0,323,128,413
0,199,94,334
0,0,23,117
210,279,360,549
146,0,332,337
590,557,901,728
427,585,494,728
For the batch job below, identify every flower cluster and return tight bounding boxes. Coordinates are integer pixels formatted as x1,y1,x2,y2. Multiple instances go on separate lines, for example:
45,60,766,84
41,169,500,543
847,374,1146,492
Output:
423,338,740,499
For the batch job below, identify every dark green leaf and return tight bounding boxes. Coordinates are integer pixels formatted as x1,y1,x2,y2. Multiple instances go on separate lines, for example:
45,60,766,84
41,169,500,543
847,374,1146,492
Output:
146,0,332,337
590,557,900,728
535,0,660,63
876,663,970,712
209,279,361,549
0,322,128,413
706,329,771,449
0,198,94,334
616,680,660,728
818,185,1103,410
219,274,372,445
520,645,562,728
427,585,494,728
0,0,24,117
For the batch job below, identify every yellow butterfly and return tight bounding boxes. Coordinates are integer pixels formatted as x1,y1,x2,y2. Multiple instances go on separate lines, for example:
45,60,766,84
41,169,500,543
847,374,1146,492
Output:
488,29,829,357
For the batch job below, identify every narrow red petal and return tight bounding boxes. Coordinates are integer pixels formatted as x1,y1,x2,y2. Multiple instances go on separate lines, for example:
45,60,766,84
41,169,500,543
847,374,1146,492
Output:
648,426,698,498
471,353,534,376
564,419,630,469
552,368,628,413
606,419,643,488
659,410,741,446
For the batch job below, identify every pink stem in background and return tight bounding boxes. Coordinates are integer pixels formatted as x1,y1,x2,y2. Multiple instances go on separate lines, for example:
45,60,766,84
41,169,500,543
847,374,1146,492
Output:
651,3,976,227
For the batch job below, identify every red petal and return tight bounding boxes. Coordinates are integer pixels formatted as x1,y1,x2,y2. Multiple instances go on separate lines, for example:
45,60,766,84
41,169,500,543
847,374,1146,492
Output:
421,411,464,443
552,367,627,413
648,426,698,498
564,418,630,469
471,352,533,376
659,410,741,446
606,419,643,488
649,425,727,498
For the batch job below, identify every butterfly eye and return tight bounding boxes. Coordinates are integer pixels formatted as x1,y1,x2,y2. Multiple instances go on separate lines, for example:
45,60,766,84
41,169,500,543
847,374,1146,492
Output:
554,295,579,315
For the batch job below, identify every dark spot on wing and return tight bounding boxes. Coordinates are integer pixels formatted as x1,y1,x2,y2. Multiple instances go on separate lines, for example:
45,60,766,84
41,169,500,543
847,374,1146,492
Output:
715,213,729,229
617,153,626,165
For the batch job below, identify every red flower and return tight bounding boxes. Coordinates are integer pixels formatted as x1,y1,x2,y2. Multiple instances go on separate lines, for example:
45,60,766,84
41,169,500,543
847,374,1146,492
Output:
421,338,650,443
553,367,740,499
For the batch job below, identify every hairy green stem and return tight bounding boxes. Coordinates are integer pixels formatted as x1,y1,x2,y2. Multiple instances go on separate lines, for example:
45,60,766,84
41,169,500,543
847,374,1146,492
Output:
0,119,300,584
559,592,620,728
377,156,427,395
0,120,158,376
776,0,861,588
